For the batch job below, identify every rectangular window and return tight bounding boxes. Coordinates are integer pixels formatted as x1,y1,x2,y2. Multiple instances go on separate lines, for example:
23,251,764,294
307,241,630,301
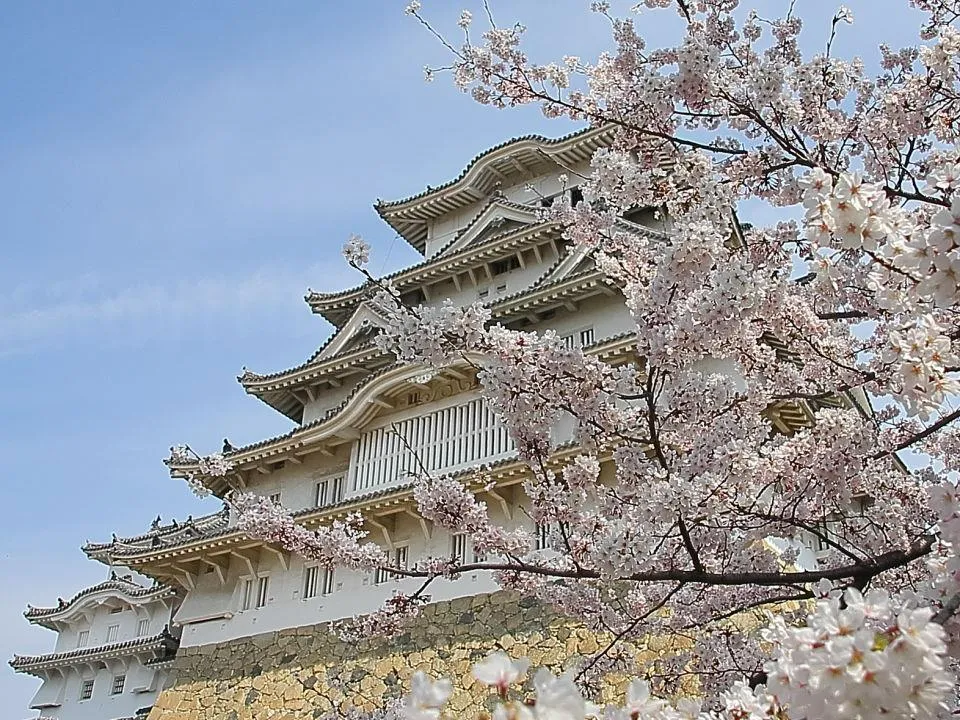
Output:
241,578,254,611
76,630,89,648
561,334,575,350
495,283,508,294
579,327,595,346
478,288,489,300
106,624,119,643
256,576,269,608
109,606,123,614
395,546,409,573
303,565,319,600
111,675,125,695
79,680,94,701
136,619,150,637
451,533,471,565
315,475,345,507
321,568,335,595
268,492,281,504
375,546,409,585
536,522,569,551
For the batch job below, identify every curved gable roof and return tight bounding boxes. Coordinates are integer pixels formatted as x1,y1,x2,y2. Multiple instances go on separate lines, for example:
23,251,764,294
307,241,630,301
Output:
375,125,614,253
24,579,176,629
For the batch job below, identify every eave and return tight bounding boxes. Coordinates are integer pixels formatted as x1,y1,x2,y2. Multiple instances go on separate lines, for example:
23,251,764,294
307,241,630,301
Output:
24,582,177,630
83,507,230,564
304,220,566,326
10,632,178,677
239,345,394,423
241,274,611,422
169,336,640,496
121,444,595,583
375,124,615,253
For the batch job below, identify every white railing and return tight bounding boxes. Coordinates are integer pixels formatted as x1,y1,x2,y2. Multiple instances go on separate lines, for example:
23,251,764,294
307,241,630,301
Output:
350,398,515,494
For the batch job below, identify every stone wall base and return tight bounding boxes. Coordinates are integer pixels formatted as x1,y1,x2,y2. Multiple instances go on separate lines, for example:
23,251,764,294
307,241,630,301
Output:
147,591,654,719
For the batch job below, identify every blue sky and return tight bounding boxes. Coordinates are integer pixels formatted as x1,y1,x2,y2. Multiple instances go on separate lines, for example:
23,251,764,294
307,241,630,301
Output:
0,1,929,714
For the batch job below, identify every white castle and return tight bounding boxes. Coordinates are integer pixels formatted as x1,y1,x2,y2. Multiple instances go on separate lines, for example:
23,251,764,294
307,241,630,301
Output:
10,127,825,720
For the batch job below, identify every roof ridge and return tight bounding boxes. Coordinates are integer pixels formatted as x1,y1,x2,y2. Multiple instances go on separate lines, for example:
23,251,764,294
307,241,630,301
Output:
25,580,173,618
375,125,602,211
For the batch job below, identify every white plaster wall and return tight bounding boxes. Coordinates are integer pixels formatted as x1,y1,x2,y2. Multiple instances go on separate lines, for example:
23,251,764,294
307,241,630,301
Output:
234,448,352,513
176,499,543,648
423,165,591,258
502,163,591,205
426,200,484,258
527,294,635,342
31,662,169,720
301,381,360,426
51,595,172,655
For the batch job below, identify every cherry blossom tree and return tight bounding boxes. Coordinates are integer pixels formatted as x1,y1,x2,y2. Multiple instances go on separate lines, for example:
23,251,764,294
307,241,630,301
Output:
229,0,960,716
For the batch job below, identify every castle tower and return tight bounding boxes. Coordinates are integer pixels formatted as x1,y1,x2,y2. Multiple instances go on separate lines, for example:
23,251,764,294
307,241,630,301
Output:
10,568,180,720
21,127,826,718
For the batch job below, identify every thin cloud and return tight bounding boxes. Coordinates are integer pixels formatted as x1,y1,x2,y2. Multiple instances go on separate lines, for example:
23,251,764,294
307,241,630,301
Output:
0,263,355,357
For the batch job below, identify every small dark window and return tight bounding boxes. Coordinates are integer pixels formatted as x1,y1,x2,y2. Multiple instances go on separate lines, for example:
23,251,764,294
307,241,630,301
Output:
570,187,584,207
79,680,94,700
491,256,520,276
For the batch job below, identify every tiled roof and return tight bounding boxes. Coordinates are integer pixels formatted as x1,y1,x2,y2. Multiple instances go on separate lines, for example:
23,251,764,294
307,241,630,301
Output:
10,630,178,675
118,435,623,564
376,127,599,210
375,125,615,252
244,214,666,408
83,507,230,560
303,215,564,325
25,580,175,623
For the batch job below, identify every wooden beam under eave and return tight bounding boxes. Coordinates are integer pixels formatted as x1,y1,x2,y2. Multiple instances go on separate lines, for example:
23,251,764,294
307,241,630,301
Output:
467,268,478,287
167,563,196,591
404,508,432,540
304,385,316,402
451,273,462,292
370,397,394,409
201,558,227,586
255,466,271,475
486,165,508,183
336,427,361,441
516,251,526,269
487,486,514,520
532,244,543,264
366,517,394,550
262,545,289,571
327,377,342,388
564,301,578,313
422,284,432,301
229,550,257,576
